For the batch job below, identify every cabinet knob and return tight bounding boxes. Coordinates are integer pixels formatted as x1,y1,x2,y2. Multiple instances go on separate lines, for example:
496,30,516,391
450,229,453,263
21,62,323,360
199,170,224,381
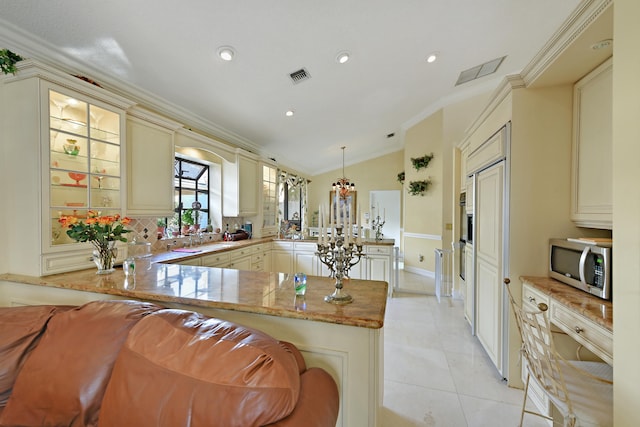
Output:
574,326,584,334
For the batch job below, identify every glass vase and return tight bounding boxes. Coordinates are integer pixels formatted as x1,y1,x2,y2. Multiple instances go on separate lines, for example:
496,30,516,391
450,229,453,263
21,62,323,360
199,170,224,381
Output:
92,241,117,275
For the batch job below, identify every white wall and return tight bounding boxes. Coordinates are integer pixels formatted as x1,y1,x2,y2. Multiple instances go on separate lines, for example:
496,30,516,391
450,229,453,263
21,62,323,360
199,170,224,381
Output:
0,80,7,274
612,0,640,423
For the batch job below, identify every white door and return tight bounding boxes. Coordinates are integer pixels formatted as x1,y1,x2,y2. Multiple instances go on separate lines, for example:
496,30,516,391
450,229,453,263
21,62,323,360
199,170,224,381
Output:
369,190,400,245
474,162,504,373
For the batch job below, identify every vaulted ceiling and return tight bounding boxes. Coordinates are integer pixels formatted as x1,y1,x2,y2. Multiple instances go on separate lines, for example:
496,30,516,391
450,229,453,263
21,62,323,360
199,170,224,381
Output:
0,0,582,174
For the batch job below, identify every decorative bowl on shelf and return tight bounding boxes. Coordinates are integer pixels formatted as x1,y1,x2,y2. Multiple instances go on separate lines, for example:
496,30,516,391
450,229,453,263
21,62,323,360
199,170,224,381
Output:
67,172,87,185
63,139,80,156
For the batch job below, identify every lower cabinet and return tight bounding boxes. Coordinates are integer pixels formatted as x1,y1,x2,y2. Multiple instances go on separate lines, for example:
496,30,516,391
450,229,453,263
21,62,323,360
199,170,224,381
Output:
464,244,474,326
293,242,321,276
201,252,231,268
177,241,393,293
272,241,294,274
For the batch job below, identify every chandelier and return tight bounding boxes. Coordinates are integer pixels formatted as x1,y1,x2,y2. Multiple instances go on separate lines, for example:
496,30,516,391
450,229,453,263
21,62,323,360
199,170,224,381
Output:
332,146,355,199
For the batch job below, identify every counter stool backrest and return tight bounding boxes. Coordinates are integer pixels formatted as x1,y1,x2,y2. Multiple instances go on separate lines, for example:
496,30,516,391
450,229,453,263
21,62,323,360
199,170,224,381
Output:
504,278,613,427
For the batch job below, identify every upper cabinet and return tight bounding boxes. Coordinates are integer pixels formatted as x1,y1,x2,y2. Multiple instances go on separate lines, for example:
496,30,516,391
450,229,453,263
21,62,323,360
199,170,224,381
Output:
571,58,613,229
257,161,278,238
125,107,182,217
2,60,135,275
48,89,123,246
223,149,258,217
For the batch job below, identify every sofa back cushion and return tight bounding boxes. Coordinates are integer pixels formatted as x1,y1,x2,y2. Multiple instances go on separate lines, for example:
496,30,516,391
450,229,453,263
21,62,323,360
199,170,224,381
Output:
0,305,71,407
99,309,301,427
0,300,161,427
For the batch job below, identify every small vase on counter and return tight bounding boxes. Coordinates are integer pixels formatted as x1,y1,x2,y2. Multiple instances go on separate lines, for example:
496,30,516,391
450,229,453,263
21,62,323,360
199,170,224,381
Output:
92,241,117,275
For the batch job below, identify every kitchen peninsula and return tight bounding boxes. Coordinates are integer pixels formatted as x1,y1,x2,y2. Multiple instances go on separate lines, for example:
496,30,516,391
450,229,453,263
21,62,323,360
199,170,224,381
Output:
0,240,388,427
0,244,388,426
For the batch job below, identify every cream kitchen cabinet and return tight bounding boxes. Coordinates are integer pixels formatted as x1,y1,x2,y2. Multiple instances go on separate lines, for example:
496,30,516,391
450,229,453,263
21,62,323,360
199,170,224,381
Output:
125,107,182,217
293,242,320,276
223,149,258,217
464,243,474,326
201,252,231,268
256,162,278,238
464,178,474,215
365,245,391,295
271,241,294,273
571,58,613,229
2,60,135,276
251,243,272,272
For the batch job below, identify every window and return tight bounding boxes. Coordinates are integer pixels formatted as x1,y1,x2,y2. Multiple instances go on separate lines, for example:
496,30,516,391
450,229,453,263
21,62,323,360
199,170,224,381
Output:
171,158,210,233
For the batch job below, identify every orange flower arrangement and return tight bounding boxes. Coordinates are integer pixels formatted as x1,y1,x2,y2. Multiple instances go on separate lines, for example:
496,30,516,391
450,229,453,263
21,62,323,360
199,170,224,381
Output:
59,211,132,245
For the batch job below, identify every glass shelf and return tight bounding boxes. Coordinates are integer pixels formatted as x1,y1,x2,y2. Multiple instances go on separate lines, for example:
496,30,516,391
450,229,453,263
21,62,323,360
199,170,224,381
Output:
49,116,120,144
48,89,123,247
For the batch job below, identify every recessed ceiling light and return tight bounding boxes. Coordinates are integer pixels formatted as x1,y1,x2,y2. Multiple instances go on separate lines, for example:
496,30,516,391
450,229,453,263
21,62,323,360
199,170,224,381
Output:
217,46,235,61
426,53,438,63
285,110,295,117
336,51,350,64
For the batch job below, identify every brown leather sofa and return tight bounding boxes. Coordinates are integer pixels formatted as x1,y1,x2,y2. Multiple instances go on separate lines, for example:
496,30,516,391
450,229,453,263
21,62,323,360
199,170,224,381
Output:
0,300,339,427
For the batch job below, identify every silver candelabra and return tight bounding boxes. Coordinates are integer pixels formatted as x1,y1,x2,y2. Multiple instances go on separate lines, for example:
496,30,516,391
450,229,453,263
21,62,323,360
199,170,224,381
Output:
372,215,385,241
316,225,365,304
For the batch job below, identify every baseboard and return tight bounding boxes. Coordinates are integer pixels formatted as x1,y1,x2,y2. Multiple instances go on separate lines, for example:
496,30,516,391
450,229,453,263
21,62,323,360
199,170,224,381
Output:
403,266,434,278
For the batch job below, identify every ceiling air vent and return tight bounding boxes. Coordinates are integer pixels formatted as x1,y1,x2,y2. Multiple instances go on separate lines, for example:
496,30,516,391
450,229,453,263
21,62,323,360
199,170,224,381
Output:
455,56,506,86
289,68,311,84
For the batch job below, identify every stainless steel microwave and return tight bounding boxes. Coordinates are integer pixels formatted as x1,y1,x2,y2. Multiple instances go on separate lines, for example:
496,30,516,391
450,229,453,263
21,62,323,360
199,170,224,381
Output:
549,238,611,300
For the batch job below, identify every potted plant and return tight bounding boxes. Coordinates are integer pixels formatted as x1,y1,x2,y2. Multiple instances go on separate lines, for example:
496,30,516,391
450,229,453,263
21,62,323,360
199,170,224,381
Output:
58,211,131,274
181,209,195,234
407,179,432,196
156,218,166,238
0,49,23,75
410,153,434,171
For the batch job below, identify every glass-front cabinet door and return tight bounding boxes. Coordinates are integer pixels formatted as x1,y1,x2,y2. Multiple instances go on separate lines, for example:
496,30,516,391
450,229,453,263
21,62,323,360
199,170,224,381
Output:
261,163,278,237
48,88,123,247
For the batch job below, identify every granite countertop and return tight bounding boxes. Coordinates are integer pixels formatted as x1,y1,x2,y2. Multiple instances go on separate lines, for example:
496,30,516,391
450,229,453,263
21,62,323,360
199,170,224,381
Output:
520,276,612,332
151,237,275,264
0,239,388,329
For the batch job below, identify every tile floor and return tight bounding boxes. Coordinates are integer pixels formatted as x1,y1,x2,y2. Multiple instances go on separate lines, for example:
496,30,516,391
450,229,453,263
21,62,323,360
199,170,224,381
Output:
381,269,549,427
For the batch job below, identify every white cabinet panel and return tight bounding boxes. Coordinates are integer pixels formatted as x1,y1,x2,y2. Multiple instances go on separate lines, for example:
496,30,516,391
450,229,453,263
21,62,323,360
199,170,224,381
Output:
223,150,258,217
571,58,613,229
464,244,474,326
294,251,316,275
272,250,294,274
366,256,389,283
125,110,181,217
474,161,504,372
476,259,501,367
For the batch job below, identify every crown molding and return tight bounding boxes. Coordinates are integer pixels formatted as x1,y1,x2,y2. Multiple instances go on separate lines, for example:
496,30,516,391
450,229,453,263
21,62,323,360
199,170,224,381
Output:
520,0,612,87
0,17,278,164
457,74,524,149
457,0,611,149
